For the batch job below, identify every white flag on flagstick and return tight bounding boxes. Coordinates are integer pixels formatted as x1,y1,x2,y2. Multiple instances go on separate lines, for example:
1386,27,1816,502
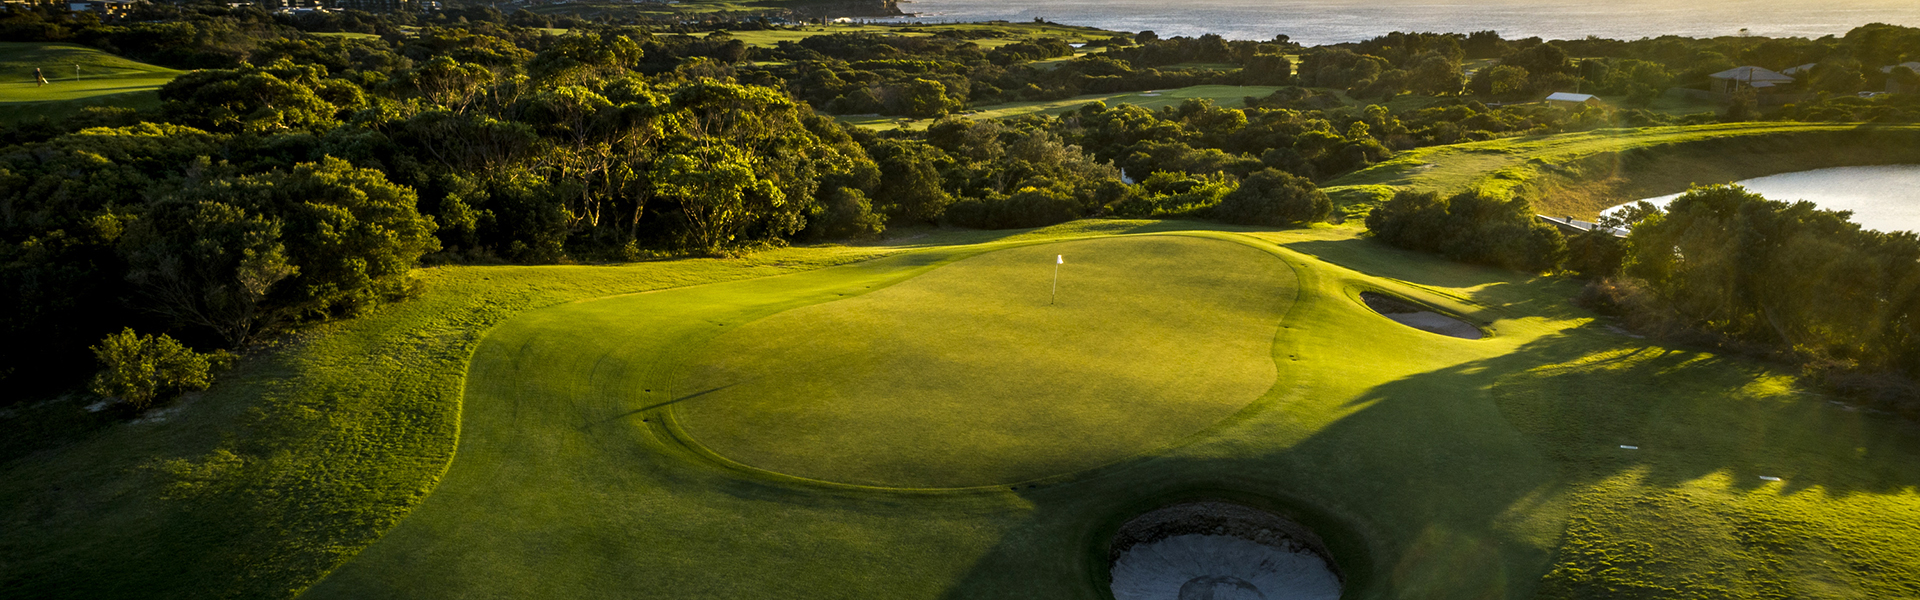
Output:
1051,255,1063,305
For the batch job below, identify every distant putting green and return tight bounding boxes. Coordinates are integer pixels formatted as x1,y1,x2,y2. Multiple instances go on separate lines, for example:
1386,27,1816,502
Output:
0,42,180,122
841,84,1285,131
673,236,1293,487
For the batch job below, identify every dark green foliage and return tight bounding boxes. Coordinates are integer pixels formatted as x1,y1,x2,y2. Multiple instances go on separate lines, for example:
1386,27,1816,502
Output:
244,157,441,317
158,60,348,134
806,188,884,240
1109,171,1235,218
943,182,1088,229
88,327,221,410
1365,189,1566,273
120,191,295,347
1563,228,1626,278
1210,168,1330,226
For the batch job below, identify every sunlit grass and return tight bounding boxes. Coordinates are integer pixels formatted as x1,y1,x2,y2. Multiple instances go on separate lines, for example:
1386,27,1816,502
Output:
0,42,180,122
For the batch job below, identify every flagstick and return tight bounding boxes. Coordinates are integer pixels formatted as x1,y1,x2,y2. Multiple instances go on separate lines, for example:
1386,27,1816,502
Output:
1051,255,1062,305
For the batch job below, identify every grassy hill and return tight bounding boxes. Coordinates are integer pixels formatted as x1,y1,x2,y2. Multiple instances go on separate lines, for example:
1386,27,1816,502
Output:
5,219,1916,599
0,42,181,123
1321,123,1920,218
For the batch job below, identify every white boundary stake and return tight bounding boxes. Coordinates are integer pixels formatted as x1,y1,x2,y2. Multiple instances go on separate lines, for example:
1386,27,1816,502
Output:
1051,255,1063,305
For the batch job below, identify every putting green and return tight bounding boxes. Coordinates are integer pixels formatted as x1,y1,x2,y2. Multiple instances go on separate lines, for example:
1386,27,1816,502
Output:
671,236,1296,487
0,42,182,122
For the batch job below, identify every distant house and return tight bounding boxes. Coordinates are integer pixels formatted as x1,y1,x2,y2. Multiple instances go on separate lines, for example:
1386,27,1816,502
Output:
1708,66,1795,95
1545,92,1600,108
67,0,135,16
1782,63,1819,76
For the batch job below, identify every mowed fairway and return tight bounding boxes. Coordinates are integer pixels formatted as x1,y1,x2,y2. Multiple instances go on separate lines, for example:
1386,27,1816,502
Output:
0,42,181,121
674,236,1294,487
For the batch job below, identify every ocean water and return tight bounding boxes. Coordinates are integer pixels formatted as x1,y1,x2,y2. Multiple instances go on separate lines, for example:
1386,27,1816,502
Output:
880,0,1920,45
1608,165,1920,234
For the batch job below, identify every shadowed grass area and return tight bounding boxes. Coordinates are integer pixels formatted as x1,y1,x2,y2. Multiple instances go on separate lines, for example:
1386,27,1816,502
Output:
6,222,1919,599
0,42,180,123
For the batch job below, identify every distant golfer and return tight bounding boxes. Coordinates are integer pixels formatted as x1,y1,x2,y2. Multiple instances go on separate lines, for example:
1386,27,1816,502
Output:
35,67,47,86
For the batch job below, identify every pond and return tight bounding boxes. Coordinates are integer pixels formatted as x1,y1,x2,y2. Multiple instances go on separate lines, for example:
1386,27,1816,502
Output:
1607,165,1920,233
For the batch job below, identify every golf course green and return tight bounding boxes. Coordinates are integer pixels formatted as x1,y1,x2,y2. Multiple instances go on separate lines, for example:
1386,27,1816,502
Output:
674,236,1291,487
0,42,180,122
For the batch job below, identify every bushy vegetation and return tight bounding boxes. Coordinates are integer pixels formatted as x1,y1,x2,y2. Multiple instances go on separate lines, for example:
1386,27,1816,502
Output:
87,327,226,410
1211,168,1330,226
1363,188,1565,272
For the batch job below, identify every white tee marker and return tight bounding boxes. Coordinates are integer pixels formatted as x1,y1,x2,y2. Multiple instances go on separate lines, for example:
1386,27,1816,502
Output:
1051,255,1063,305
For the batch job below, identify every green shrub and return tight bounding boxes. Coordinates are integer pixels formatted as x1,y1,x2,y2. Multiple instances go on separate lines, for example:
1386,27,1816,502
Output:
1564,228,1627,278
88,328,225,410
1365,189,1566,273
1211,168,1332,226
1109,171,1236,218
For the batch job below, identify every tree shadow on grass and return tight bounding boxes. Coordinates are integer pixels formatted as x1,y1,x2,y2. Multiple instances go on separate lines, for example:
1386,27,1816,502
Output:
931,331,1920,599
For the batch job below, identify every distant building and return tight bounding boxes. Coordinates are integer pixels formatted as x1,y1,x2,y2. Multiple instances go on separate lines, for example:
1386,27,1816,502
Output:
1707,66,1795,95
1545,92,1600,108
67,0,136,16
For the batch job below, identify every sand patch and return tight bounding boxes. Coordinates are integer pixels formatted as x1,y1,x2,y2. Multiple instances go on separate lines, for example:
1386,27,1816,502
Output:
1109,502,1342,600
1359,291,1483,340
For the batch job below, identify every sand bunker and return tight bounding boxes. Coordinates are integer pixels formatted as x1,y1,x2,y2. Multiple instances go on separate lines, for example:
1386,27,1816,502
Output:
1359,292,1483,340
1109,502,1342,600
